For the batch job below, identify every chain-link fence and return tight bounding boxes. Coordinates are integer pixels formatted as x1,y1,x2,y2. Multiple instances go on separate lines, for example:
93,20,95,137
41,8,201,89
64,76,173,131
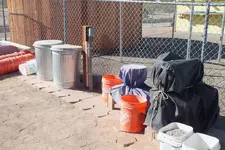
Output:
7,0,225,115
0,0,9,40
85,0,225,115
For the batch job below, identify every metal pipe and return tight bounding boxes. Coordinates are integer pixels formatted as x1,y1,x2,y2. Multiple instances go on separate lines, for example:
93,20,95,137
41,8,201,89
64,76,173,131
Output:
151,7,154,27
172,13,175,38
87,27,96,91
2,0,7,41
93,0,225,6
201,1,210,62
119,1,123,61
186,0,195,59
172,0,177,38
218,6,225,62
63,0,67,44
87,37,93,91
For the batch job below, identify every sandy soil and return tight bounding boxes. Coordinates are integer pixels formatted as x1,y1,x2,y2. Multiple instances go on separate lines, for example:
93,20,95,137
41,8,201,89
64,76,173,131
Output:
1,73,225,150
0,74,119,150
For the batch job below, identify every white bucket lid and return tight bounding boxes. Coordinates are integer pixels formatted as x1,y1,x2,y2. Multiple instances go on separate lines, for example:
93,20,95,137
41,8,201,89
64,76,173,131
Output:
51,44,82,52
183,133,221,150
33,40,63,48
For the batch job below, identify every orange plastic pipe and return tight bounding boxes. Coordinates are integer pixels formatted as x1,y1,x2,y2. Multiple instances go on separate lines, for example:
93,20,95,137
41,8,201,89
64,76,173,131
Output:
0,50,31,61
0,52,35,75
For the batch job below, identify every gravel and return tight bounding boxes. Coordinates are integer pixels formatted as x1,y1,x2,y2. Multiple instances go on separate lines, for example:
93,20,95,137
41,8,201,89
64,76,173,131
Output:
165,128,187,137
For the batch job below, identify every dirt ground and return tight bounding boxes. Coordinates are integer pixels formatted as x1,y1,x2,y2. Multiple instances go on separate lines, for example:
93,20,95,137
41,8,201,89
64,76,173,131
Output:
0,74,121,150
1,73,225,150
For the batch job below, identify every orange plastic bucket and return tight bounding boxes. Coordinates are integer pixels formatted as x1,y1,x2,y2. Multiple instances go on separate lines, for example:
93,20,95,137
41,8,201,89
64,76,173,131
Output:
120,95,148,133
102,74,122,102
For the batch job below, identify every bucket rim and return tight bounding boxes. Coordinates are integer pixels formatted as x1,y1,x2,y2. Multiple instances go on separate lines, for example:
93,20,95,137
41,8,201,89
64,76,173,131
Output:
33,40,63,48
102,74,121,82
51,44,82,52
102,74,120,79
121,94,147,105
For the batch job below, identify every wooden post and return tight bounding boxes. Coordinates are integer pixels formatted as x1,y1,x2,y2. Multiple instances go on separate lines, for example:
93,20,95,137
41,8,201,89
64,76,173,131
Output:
82,25,89,88
107,93,115,110
82,25,95,91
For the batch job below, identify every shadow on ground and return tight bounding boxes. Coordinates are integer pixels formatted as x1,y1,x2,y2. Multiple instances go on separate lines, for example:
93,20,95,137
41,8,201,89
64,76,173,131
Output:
0,72,20,81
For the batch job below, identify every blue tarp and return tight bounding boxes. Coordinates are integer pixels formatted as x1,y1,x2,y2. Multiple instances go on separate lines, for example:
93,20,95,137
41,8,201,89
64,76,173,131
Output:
110,64,151,104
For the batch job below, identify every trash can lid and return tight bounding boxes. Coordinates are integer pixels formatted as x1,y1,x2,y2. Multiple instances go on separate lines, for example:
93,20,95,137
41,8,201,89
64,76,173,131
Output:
51,44,82,52
33,40,63,48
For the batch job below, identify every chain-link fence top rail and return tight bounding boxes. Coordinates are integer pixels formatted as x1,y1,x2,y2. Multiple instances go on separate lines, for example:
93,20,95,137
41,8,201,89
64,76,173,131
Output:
7,0,225,114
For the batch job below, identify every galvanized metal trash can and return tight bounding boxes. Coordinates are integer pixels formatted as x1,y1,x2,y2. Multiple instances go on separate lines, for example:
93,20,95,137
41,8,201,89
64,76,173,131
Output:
33,40,63,81
51,44,82,89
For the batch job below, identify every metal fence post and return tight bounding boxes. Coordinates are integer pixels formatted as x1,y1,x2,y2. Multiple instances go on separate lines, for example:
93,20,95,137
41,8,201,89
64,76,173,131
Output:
119,1,123,61
186,1,194,59
201,1,210,62
87,27,95,91
2,0,7,41
151,7,154,27
218,6,225,62
63,0,67,44
172,0,177,38
172,12,175,38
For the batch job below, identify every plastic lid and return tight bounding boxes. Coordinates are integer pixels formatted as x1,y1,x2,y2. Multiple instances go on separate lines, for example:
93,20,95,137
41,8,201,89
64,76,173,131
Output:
183,133,221,150
33,40,63,47
51,44,82,52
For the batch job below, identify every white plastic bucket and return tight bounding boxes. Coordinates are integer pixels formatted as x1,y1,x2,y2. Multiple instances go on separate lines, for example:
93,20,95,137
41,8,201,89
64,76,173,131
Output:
19,59,37,76
182,133,221,150
157,122,194,150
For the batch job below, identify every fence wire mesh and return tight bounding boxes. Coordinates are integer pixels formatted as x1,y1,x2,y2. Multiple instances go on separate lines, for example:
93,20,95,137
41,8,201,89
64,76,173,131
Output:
85,0,225,115
6,0,225,115
0,0,9,40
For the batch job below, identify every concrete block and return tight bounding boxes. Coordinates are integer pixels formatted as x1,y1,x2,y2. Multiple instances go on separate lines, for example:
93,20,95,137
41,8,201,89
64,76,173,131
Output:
112,122,120,132
24,78,41,85
144,126,158,141
52,90,70,98
98,116,120,132
88,107,110,118
42,86,61,94
34,82,51,90
116,134,137,148
131,133,149,142
18,75,36,82
108,110,120,120
61,96,81,103
127,141,156,150
63,89,97,101
75,99,95,110
99,110,120,132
